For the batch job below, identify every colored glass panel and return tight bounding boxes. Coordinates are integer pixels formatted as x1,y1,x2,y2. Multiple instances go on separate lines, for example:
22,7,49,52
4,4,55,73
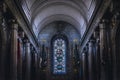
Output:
53,38,66,74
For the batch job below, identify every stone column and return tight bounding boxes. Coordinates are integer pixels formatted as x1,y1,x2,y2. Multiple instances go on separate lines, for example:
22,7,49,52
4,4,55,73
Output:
99,20,109,80
0,2,6,80
17,31,24,80
10,20,18,80
82,51,87,80
111,13,119,80
94,31,100,80
88,39,94,80
25,40,31,80
31,47,36,80
34,52,38,79
0,1,3,78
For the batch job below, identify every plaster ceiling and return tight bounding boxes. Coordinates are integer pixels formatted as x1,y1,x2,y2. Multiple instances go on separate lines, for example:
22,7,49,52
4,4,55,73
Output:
19,0,97,37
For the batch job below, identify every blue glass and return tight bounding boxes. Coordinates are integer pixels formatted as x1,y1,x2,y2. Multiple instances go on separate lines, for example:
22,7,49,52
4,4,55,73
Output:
53,39,66,74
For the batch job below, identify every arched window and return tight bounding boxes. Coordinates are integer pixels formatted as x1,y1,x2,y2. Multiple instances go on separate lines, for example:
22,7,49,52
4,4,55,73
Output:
53,38,66,74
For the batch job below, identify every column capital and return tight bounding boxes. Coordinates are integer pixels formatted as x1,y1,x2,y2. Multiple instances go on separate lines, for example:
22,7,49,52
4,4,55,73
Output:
101,19,109,23
25,39,30,43
10,19,18,31
23,38,29,43
30,45,35,52
96,37,100,44
82,52,86,58
18,31,25,39
89,39,95,43
112,12,120,27
12,23,18,31
83,45,88,53
93,31,100,44
93,31,99,39
23,38,30,44
99,19,109,29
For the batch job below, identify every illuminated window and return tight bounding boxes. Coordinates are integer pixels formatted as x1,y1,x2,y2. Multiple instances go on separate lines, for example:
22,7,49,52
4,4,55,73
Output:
53,38,66,74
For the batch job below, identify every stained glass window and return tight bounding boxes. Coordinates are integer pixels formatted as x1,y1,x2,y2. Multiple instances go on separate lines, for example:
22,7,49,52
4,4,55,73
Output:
53,38,66,74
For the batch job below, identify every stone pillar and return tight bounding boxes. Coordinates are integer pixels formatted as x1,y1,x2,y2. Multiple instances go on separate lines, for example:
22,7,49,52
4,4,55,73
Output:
88,39,94,80
17,31,24,80
0,2,6,80
82,51,87,80
25,40,31,80
0,0,3,67
111,13,119,80
99,20,109,80
34,52,38,79
94,31,100,80
31,47,36,80
10,20,18,80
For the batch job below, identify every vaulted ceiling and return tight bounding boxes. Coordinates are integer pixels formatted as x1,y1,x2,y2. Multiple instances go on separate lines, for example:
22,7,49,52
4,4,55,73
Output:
18,0,98,37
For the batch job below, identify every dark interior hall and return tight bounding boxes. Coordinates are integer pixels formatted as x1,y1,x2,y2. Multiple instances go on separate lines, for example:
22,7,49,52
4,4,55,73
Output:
0,0,120,80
